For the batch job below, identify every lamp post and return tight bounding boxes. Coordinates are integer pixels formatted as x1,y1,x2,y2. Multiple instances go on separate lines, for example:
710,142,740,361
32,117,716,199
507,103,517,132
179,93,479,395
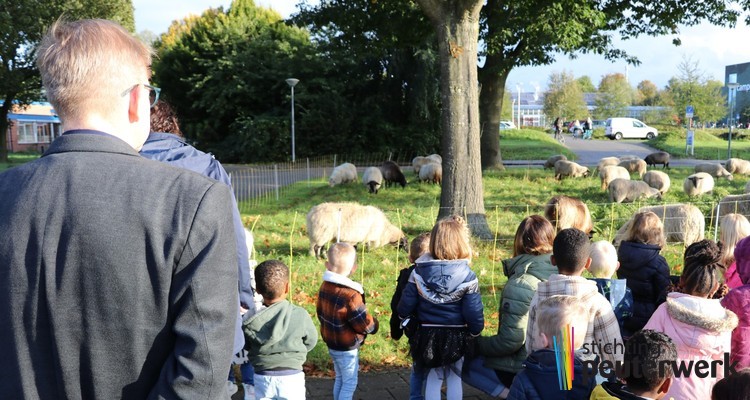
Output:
286,78,299,162
728,73,739,159
516,83,522,128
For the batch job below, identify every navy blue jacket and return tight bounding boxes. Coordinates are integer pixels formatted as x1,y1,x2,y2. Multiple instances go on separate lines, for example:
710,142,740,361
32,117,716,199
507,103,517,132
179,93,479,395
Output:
397,255,484,335
507,349,595,400
616,241,670,337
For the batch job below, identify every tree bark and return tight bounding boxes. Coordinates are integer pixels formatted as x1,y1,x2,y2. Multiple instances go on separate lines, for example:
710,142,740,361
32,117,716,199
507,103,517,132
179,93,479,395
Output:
417,0,492,239
478,61,509,171
0,95,13,163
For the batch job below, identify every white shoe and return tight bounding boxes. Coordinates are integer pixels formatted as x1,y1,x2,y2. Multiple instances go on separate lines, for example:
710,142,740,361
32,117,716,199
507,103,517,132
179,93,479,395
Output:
243,383,255,400
227,381,239,396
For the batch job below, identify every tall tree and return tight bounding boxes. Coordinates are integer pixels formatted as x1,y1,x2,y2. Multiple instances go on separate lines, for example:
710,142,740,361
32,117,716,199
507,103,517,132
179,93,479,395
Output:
664,56,726,124
543,71,588,122
636,80,660,106
0,0,134,162
577,76,597,93
594,73,633,119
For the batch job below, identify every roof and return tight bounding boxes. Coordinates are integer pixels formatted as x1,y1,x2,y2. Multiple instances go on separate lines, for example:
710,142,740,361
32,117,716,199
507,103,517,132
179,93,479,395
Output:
8,114,60,123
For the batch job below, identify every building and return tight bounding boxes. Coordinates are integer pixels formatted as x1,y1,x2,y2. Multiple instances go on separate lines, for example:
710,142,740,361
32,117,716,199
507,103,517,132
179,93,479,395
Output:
4,102,62,153
725,62,750,125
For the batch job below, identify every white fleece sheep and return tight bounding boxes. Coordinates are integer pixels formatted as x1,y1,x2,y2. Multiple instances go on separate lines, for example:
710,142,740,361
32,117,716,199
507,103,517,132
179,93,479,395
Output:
599,165,630,191
544,155,567,170
412,156,431,174
426,154,442,164
306,202,406,257
418,162,442,184
643,170,671,194
683,172,715,197
554,160,590,180
716,193,750,221
596,157,620,173
726,158,750,176
608,179,662,203
328,163,358,187
362,167,383,194
613,204,705,247
695,163,733,180
618,159,647,178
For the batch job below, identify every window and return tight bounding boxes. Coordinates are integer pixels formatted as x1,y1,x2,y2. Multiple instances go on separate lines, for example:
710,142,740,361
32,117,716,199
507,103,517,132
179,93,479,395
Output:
37,123,51,143
17,123,36,144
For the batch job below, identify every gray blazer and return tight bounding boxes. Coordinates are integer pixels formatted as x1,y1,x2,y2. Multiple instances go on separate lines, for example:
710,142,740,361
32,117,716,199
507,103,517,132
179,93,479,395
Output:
0,132,238,399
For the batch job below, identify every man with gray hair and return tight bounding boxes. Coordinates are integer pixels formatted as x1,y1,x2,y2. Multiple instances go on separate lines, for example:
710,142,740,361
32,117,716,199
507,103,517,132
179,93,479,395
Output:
0,19,238,398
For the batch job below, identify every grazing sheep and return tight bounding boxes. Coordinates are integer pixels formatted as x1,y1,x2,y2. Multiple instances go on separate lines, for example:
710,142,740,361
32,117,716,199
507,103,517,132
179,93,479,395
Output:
716,194,750,221
554,160,590,180
380,161,407,188
618,159,647,178
306,202,407,258
683,172,715,197
695,163,733,180
411,156,432,175
328,162,358,187
599,165,630,191
613,204,705,247
726,158,750,175
620,155,640,162
644,151,671,169
362,167,383,194
418,162,442,185
544,154,568,170
608,179,662,203
426,154,442,164
596,157,621,173
643,170,671,194
544,195,593,233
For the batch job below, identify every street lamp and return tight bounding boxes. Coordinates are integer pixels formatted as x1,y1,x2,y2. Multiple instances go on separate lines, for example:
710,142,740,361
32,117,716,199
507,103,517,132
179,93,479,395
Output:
286,78,299,162
516,83,522,128
727,73,739,159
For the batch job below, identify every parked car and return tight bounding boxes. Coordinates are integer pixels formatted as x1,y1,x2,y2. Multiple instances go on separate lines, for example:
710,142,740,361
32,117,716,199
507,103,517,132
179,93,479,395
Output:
499,120,517,130
605,117,658,140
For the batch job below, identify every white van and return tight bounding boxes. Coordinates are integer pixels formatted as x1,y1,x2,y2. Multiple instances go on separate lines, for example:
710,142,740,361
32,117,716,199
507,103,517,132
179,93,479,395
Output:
605,118,658,140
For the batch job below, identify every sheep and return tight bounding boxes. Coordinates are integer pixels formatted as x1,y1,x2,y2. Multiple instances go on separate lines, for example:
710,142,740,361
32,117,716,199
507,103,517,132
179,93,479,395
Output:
726,158,750,175
596,157,620,173
426,154,442,164
328,162,358,187
411,156,432,175
554,160,590,180
306,202,407,258
380,161,407,188
418,162,442,185
644,151,671,169
619,155,641,162
643,170,671,194
599,165,630,191
607,179,662,204
683,172,715,197
613,204,705,247
544,154,567,170
618,159,647,178
716,194,750,221
362,167,383,194
695,163,733,180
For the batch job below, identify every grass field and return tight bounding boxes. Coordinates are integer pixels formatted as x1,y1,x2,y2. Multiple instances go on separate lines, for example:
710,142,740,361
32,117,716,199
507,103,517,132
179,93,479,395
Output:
1,152,40,170
648,127,750,160
498,129,576,160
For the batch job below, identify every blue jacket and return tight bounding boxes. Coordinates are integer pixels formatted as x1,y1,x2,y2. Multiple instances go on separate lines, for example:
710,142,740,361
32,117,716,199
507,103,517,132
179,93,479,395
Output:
397,254,484,335
140,132,254,353
590,278,633,335
507,349,595,400
616,241,670,337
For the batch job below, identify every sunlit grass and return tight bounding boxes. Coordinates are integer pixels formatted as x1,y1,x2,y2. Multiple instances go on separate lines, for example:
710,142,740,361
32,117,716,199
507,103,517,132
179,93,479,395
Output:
649,127,750,160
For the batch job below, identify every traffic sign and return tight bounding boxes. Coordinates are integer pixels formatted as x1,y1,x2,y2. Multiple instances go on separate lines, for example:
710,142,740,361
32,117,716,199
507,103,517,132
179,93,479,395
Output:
686,105,694,118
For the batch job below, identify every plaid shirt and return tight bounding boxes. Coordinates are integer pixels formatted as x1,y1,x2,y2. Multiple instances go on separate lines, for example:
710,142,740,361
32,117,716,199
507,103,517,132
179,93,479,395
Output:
526,274,624,365
317,273,378,351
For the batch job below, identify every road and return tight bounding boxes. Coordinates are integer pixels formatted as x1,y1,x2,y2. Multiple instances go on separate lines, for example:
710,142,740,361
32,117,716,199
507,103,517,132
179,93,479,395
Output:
553,136,707,167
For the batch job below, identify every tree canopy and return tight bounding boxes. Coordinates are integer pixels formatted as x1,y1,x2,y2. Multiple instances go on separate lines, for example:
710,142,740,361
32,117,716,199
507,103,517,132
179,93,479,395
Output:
594,73,633,119
663,56,726,125
543,71,588,122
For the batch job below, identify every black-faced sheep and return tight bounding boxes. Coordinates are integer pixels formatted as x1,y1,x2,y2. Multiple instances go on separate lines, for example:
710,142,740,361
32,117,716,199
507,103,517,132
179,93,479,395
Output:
683,172,715,197
643,170,671,194
726,158,750,176
607,179,662,203
412,156,431,175
544,155,567,170
380,161,407,188
695,163,733,180
554,160,590,180
329,163,358,187
613,204,705,247
618,159,647,178
599,165,630,191
644,151,671,169
362,167,383,194
306,202,407,258
418,162,442,185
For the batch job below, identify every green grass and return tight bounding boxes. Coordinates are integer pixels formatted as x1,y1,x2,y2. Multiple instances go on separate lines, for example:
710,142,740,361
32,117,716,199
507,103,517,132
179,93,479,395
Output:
648,127,750,160
1,152,40,170
499,129,576,160
242,166,744,374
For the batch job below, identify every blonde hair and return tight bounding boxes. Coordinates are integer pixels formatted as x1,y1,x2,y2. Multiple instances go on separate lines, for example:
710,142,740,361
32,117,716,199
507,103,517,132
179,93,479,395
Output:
409,232,431,263
720,213,750,267
544,195,593,234
36,19,152,123
623,211,666,248
430,215,472,260
327,242,357,275
537,295,590,350
589,241,618,278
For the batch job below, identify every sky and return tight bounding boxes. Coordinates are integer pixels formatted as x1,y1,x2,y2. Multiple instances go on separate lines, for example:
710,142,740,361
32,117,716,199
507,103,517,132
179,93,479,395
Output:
133,0,750,92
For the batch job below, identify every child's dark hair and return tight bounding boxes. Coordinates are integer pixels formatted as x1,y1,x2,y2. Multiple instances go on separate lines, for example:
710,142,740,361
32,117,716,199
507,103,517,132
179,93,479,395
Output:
255,260,289,300
552,228,591,273
681,239,725,297
512,215,555,257
624,329,677,392
712,368,750,400
409,232,431,263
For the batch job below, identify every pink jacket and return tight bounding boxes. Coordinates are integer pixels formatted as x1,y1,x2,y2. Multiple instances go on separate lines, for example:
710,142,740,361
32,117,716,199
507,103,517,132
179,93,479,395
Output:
644,292,737,400
725,261,744,289
721,286,750,369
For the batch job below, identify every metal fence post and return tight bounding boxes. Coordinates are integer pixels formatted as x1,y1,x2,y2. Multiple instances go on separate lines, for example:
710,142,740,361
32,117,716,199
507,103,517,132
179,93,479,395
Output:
307,157,310,187
274,164,279,201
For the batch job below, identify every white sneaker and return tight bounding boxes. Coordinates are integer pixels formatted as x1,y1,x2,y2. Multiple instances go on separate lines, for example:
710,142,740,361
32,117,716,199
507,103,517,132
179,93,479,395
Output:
227,381,238,396
243,383,255,400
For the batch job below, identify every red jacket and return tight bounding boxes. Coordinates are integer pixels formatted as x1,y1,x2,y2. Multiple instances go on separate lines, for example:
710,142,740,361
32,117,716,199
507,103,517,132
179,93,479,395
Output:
317,271,378,351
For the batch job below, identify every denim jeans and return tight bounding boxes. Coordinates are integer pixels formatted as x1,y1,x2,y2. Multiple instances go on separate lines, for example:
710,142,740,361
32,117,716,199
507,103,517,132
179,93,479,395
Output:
329,348,359,400
409,362,426,400
254,371,305,400
228,361,255,385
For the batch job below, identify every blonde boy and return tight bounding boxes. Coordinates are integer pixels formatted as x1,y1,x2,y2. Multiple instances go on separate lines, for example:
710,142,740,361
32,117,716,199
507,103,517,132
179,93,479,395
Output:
588,241,633,335
589,241,619,279
317,243,379,400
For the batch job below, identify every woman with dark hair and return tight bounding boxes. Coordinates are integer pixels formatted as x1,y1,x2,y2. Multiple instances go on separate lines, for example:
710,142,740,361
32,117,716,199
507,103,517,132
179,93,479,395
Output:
477,215,557,394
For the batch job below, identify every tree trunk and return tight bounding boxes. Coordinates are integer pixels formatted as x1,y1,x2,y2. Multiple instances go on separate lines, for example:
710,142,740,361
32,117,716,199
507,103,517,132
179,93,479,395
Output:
478,62,509,171
417,0,491,239
0,95,12,163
